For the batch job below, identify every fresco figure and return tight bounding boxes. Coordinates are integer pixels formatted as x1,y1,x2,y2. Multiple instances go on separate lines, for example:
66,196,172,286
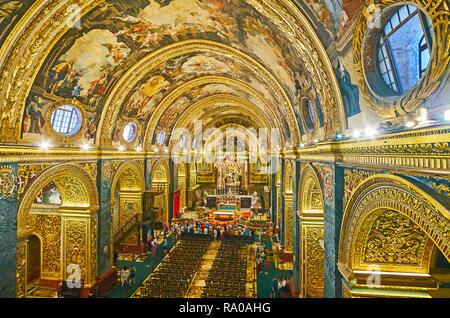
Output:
23,96,45,134
35,182,61,205
335,57,360,125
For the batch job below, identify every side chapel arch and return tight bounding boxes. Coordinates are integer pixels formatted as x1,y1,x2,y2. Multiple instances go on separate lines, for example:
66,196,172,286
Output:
151,159,170,223
283,160,294,254
110,161,145,249
16,163,99,297
338,174,450,297
298,164,324,298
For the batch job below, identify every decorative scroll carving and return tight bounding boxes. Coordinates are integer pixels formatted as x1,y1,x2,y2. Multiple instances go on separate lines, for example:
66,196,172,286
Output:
364,210,426,265
18,164,54,197
15,242,27,298
304,226,324,298
37,215,62,277
284,197,293,251
344,169,375,208
78,162,98,183
53,176,89,207
90,214,97,283
339,175,450,278
64,218,88,283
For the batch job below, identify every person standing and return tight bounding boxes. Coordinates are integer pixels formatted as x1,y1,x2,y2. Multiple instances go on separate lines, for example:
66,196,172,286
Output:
213,228,217,241
163,236,168,254
129,265,136,286
270,277,278,298
121,267,129,287
256,255,262,273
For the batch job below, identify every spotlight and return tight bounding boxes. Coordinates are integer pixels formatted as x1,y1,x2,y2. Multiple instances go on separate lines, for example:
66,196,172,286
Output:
164,148,169,153
415,107,428,122
136,146,142,152
81,143,90,151
300,143,305,148
365,126,377,137
118,146,124,151
336,133,344,140
352,130,360,138
314,139,318,143
39,141,51,150
154,148,159,153
406,121,416,128
404,113,417,129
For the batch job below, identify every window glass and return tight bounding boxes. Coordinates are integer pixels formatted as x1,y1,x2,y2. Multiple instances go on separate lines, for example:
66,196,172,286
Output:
123,122,137,142
51,105,81,135
378,5,432,94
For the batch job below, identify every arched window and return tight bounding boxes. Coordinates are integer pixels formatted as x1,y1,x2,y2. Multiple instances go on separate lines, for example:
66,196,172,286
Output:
377,5,432,94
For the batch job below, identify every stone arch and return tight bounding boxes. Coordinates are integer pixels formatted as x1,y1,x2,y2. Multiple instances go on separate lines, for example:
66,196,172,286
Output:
110,161,145,247
151,160,170,223
17,163,99,295
177,162,187,211
298,164,324,298
111,160,145,193
18,163,99,237
338,174,450,294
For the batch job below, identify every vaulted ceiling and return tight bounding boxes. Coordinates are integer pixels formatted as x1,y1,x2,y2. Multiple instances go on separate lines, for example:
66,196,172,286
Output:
0,0,345,149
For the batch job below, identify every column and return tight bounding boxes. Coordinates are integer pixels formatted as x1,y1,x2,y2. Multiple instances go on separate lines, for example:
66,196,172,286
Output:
0,162,18,297
97,160,112,277
323,164,344,298
292,160,301,292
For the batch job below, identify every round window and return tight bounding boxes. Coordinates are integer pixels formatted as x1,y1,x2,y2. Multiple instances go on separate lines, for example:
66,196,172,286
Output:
122,122,137,142
157,130,166,145
50,105,82,135
367,5,433,97
300,98,316,132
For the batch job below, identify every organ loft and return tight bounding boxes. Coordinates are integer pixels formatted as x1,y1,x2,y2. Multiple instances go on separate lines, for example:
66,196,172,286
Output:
0,0,449,299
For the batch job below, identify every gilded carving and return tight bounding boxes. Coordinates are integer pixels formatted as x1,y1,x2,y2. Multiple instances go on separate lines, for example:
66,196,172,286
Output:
304,226,324,298
15,241,27,298
17,164,54,197
78,162,98,183
284,197,293,251
339,175,450,278
64,218,88,283
0,165,16,199
364,210,426,265
432,182,450,197
344,169,375,208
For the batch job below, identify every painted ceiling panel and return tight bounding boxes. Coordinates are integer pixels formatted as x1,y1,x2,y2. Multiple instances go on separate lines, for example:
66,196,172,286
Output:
19,0,331,148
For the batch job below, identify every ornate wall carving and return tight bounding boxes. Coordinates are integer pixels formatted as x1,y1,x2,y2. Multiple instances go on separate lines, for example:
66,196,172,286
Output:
364,210,426,265
302,226,324,298
338,175,450,279
284,196,293,252
63,218,88,283
344,169,375,208
15,241,27,298
298,164,324,298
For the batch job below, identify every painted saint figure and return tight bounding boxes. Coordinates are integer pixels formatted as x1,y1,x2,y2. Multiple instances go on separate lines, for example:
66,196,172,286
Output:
335,57,360,125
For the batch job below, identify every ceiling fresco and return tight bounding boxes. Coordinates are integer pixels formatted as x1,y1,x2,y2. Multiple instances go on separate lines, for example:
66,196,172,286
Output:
20,0,332,148
292,0,364,48
0,0,36,49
